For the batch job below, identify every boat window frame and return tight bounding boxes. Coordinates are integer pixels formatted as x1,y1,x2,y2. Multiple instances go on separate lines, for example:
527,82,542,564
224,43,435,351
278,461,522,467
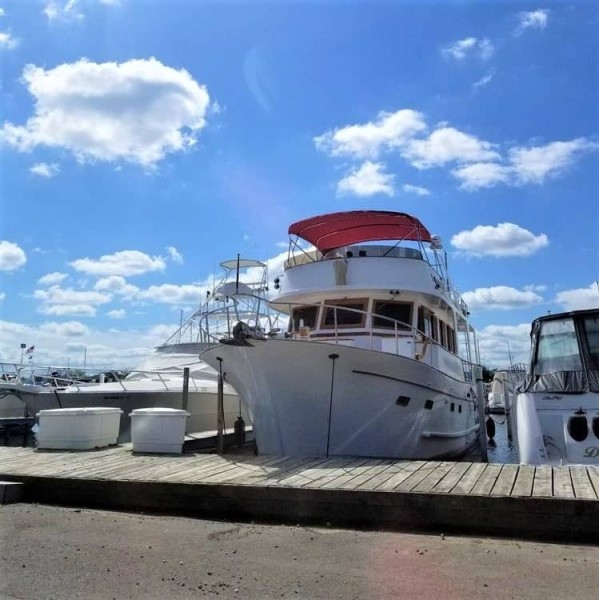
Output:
372,300,413,330
289,304,320,332
320,297,369,330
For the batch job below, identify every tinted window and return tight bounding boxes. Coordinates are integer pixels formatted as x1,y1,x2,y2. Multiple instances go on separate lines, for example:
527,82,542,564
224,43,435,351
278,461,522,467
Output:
536,318,582,374
322,301,366,327
291,306,319,330
582,315,599,368
372,301,412,329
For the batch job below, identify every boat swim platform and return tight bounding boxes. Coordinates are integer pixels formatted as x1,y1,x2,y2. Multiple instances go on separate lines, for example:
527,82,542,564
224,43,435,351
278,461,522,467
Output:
0,445,598,543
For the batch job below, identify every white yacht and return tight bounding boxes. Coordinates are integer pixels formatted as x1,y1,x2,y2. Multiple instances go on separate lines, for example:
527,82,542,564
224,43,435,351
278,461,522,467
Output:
201,210,482,459
512,309,599,465
0,258,276,441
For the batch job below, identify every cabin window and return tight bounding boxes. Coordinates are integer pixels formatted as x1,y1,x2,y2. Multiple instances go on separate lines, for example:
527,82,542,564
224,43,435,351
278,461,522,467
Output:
321,299,367,328
290,306,319,331
582,315,599,369
447,325,456,353
430,315,439,342
417,307,431,337
372,301,413,330
536,318,582,374
439,321,447,347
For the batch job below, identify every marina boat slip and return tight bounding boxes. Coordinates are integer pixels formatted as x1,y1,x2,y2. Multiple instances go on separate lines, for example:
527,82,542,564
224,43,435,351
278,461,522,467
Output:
202,210,482,459
513,308,599,465
0,258,278,440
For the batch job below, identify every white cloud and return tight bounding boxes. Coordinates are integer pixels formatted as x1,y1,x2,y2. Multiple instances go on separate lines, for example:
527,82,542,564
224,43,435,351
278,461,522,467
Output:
0,241,27,271
451,162,512,190
337,161,394,197
402,184,430,196
402,127,500,169
0,292,5,301
314,109,426,159
509,138,598,184
70,250,166,277
473,69,496,91
39,320,89,337
166,246,183,264
516,9,550,35
0,8,5,16
38,271,68,285
451,223,549,257
33,285,112,316
107,309,126,319
138,283,205,306
1,58,211,167
462,286,544,310
43,0,120,22
554,283,599,312
442,37,494,61
93,275,139,297
0,30,17,49
30,162,60,178
477,323,532,367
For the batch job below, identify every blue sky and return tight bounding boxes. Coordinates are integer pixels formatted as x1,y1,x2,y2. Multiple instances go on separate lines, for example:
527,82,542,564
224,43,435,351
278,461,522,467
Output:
0,0,597,369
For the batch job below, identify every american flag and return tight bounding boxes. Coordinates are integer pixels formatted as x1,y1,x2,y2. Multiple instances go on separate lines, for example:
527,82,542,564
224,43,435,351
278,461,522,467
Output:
25,345,35,354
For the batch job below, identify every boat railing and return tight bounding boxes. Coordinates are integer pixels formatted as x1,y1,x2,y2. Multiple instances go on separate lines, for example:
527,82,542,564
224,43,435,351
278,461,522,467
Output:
0,363,207,394
282,301,465,365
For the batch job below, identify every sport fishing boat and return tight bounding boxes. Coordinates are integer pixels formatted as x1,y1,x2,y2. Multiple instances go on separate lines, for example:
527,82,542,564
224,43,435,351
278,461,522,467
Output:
0,258,277,441
512,308,599,465
201,210,482,459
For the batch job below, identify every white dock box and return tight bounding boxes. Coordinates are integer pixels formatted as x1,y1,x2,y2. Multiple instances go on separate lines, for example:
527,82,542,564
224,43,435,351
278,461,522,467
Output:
130,407,189,454
36,407,122,450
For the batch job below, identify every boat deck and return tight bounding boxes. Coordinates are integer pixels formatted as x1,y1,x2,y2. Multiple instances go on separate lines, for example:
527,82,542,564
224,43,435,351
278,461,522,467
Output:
1,445,598,542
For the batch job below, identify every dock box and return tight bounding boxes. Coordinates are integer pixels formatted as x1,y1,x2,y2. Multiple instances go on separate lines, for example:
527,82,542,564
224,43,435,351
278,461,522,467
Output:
36,407,122,450
130,407,189,454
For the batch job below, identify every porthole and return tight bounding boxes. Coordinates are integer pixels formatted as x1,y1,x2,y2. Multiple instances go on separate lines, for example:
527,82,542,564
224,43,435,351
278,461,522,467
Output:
424,400,434,410
396,395,410,407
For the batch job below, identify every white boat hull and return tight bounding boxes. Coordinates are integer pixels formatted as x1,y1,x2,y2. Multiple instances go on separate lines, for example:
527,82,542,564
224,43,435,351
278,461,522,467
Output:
0,382,242,443
202,338,479,459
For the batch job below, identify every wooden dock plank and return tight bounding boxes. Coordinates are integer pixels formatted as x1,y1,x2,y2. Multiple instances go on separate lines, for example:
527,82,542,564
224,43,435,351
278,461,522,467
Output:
570,466,597,500
332,460,393,490
490,464,518,497
532,465,553,497
411,462,455,494
367,461,424,491
450,462,487,495
262,458,329,486
553,467,575,499
431,462,471,494
470,464,503,496
586,467,599,498
198,456,298,485
277,457,356,487
394,461,441,492
305,459,374,489
511,465,535,497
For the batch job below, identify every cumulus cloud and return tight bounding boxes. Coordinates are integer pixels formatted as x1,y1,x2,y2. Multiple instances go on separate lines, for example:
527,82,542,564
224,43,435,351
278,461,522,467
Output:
0,292,5,301
402,127,500,169
138,283,205,306
0,58,211,167
0,31,18,49
43,0,120,22
30,162,60,178
336,161,394,197
38,271,68,285
33,285,112,316
442,37,494,61
515,9,550,35
554,283,599,311
508,138,598,184
39,320,89,337
451,223,549,257
70,250,166,277
314,109,426,160
477,323,532,367
0,241,27,271
166,246,183,264
107,309,126,319
93,275,139,298
462,286,544,310
402,184,430,196
452,138,598,190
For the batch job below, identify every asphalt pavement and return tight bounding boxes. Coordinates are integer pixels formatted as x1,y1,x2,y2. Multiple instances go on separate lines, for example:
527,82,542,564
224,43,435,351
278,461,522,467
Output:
1,504,598,599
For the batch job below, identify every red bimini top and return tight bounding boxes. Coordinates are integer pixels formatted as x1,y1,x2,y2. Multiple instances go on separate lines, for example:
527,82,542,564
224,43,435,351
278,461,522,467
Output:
288,210,432,254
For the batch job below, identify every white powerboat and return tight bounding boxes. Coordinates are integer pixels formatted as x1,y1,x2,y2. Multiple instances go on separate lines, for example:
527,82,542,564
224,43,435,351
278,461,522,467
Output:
201,210,482,459
512,309,599,465
0,257,277,441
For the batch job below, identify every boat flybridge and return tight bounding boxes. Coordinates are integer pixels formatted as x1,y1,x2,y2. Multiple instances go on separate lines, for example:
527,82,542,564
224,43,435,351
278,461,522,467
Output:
201,210,483,459
513,308,599,465
0,257,278,441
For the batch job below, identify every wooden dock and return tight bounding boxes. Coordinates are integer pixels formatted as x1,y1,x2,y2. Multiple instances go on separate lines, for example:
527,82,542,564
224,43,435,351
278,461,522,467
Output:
1,445,598,542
